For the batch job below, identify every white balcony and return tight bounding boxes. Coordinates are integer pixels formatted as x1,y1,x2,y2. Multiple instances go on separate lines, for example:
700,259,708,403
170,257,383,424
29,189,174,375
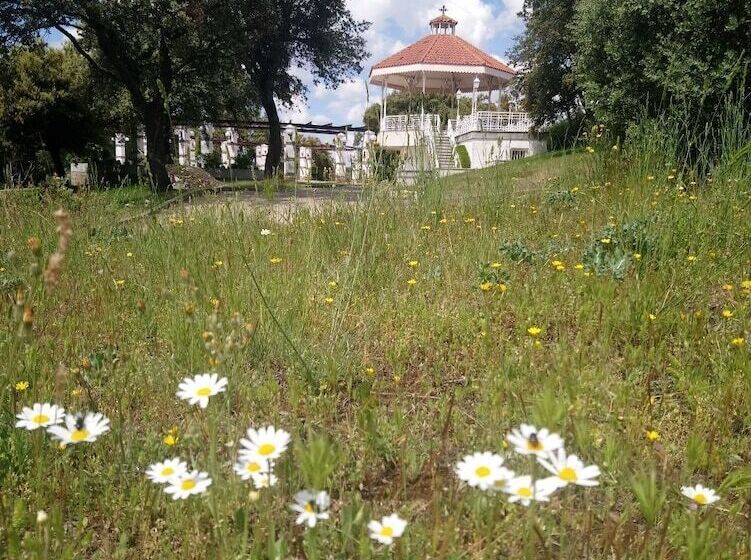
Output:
381,114,441,132
449,111,532,136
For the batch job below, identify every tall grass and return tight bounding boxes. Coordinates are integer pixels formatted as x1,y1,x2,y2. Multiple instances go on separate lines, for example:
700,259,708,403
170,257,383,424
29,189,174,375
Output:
0,99,750,558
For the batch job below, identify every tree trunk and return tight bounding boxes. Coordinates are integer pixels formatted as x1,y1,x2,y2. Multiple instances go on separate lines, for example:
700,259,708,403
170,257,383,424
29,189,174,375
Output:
143,102,173,191
47,145,66,178
260,79,281,178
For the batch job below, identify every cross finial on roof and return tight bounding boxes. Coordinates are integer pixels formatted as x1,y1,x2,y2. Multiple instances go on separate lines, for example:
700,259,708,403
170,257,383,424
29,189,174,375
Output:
440,5,448,16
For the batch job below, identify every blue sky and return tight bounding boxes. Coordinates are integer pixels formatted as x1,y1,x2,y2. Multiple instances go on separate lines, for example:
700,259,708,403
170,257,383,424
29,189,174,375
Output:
46,1,525,127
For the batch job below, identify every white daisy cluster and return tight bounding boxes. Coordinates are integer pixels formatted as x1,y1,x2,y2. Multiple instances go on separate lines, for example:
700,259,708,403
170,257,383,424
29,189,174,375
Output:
146,457,212,500
234,425,290,489
16,403,110,447
455,423,600,506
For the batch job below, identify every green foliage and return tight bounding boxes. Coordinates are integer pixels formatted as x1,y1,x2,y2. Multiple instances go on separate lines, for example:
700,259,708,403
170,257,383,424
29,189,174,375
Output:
500,239,537,264
370,146,400,182
509,0,582,127
582,218,654,280
631,470,667,526
545,113,588,151
202,149,223,169
0,44,120,181
574,0,751,137
454,145,471,169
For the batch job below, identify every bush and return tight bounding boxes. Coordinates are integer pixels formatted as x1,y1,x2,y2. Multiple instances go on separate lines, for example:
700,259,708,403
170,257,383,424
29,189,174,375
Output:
545,114,588,151
455,145,471,169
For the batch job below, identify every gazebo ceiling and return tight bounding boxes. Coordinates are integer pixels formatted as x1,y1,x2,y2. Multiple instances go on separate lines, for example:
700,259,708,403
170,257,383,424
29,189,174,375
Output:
369,15,515,92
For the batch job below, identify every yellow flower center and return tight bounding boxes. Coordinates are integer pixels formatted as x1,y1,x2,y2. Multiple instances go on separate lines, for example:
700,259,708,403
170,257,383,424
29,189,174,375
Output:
526,440,543,451
304,503,314,513
475,466,491,478
517,487,533,498
380,526,394,537
181,479,197,491
32,414,50,425
559,467,578,482
693,493,707,505
245,462,261,473
71,429,89,442
161,467,175,477
196,387,212,397
258,443,276,456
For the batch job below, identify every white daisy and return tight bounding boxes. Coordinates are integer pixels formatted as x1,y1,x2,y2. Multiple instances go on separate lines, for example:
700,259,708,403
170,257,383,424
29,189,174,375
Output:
368,513,407,545
16,403,65,431
250,472,278,489
260,229,272,236
488,467,517,492
164,471,212,500
290,490,331,528
455,452,507,491
681,484,720,507
538,448,601,487
146,458,188,484
504,475,560,506
233,455,271,481
239,425,291,461
47,412,110,445
506,424,564,456
176,373,228,409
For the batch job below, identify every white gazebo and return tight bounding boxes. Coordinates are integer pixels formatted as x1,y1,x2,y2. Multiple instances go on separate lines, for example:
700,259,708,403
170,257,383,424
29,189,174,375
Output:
369,9,546,172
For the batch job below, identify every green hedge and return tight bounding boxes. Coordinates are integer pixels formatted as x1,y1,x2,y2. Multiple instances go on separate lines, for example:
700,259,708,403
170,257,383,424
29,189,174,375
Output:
455,145,471,169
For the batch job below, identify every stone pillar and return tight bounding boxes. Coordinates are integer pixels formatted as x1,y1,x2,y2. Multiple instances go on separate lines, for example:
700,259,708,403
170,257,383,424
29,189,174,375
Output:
283,125,297,178
188,129,198,167
200,124,214,167
362,131,377,178
351,140,363,183
255,144,268,172
136,128,148,161
175,127,190,166
298,146,312,181
334,132,347,182
113,133,129,164
221,127,239,168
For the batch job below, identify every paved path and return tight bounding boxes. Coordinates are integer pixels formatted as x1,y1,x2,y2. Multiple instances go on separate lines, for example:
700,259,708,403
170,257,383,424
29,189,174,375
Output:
183,184,366,222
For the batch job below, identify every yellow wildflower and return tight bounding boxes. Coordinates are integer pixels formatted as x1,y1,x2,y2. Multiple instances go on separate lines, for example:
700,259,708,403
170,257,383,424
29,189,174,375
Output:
722,309,733,319
407,278,417,286
731,337,745,349
15,381,29,392
269,257,282,264
646,430,660,442
527,326,542,338
480,282,493,292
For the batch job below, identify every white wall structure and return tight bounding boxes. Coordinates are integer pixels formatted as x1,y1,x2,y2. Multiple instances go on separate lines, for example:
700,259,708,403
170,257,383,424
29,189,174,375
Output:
113,133,129,164
136,128,148,160
361,131,378,179
221,128,239,168
255,144,268,172
175,127,191,166
200,124,214,163
457,132,547,169
298,146,312,181
283,125,297,178
334,133,347,182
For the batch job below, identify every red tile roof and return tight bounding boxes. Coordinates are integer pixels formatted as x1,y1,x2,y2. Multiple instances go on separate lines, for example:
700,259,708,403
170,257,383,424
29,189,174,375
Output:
372,34,515,74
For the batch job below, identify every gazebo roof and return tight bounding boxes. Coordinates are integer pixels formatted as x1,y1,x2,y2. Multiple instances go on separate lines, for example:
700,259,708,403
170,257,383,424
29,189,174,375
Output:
369,13,515,92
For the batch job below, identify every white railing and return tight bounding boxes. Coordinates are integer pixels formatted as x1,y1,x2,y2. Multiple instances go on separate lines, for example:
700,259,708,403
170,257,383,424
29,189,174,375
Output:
382,113,441,132
454,111,531,135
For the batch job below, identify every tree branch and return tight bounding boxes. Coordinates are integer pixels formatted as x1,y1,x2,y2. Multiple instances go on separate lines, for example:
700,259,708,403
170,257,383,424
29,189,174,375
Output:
53,25,117,81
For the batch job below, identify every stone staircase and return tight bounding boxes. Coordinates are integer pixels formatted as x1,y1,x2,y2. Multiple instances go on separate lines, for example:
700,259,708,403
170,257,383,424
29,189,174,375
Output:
433,132,457,171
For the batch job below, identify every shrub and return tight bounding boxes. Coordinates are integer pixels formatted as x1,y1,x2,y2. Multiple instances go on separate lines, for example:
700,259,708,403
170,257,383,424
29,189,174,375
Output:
455,145,471,169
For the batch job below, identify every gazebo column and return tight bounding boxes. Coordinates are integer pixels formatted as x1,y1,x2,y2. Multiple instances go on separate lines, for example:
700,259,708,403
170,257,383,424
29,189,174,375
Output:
421,71,426,123
381,78,389,132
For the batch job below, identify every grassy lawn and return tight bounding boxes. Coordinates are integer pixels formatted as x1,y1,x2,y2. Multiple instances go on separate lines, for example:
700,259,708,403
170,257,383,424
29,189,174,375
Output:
1,142,750,559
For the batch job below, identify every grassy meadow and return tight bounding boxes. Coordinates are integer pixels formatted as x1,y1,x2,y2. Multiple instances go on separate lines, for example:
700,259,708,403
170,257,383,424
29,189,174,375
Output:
1,122,751,559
